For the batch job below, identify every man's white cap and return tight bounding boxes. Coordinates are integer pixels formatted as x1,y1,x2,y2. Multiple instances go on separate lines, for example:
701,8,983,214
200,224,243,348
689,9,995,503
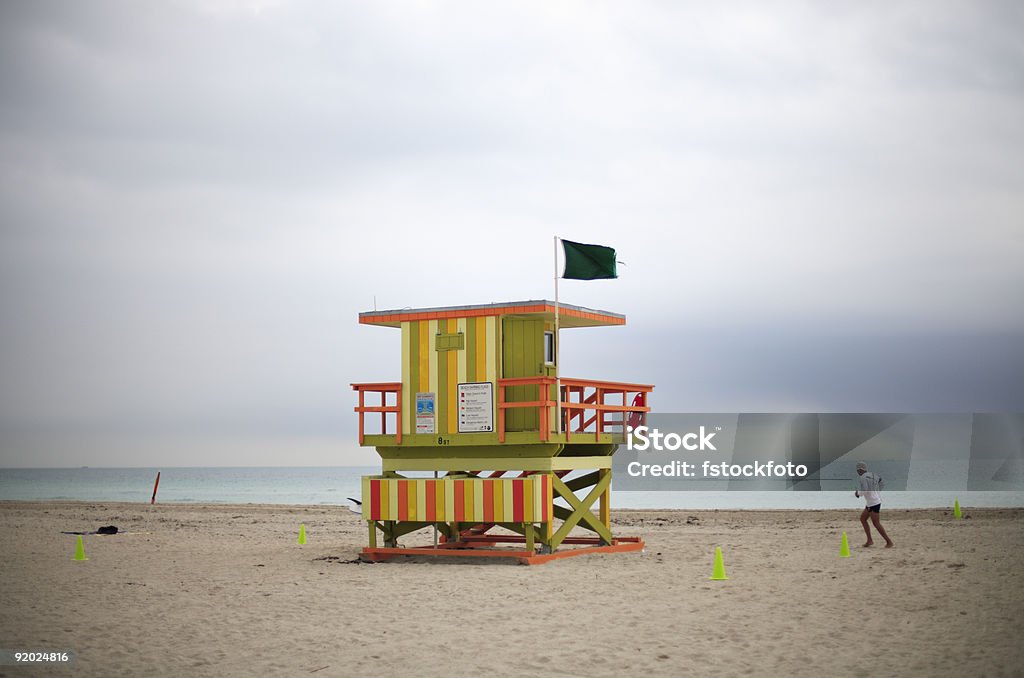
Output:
856,461,868,472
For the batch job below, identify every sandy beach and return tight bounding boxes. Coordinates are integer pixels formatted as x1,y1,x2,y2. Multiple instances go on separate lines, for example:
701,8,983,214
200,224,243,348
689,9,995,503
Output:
0,502,1021,677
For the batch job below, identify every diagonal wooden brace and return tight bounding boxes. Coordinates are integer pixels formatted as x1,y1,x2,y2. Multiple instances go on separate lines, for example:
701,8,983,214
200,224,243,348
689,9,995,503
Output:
549,473,613,548
551,503,609,539
562,470,601,493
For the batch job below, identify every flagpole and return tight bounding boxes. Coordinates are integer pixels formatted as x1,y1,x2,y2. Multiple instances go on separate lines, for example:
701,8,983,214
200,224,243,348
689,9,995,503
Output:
554,235,561,435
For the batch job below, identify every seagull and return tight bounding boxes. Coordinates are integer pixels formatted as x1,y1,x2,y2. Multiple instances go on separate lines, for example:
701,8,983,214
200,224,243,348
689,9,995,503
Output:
345,497,363,515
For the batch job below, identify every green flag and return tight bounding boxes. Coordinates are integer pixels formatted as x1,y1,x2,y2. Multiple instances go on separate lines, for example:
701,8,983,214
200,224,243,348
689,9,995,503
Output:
561,239,617,280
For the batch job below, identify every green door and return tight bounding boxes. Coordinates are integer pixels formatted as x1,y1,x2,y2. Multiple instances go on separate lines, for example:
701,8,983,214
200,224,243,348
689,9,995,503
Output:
502,317,545,432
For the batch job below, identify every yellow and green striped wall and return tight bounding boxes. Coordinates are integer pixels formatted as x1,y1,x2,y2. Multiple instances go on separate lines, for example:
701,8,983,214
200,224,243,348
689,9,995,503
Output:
400,316,500,436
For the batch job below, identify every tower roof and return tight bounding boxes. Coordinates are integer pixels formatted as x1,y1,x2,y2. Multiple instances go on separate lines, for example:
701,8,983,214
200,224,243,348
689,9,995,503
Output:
359,300,625,329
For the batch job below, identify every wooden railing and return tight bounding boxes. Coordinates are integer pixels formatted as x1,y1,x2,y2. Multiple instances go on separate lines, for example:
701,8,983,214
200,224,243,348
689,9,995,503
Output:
559,377,653,441
498,376,653,443
353,377,652,445
497,376,555,443
351,382,402,445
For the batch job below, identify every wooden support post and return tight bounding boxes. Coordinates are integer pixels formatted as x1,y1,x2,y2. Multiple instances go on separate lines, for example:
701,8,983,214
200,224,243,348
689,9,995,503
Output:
357,389,365,445
396,393,402,444
525,523,535,553
539,382,549,442
539,521,553,554
368,521,377,548
599,468,611,536
545,471,554,548
498,384,506,443
565,398,572,442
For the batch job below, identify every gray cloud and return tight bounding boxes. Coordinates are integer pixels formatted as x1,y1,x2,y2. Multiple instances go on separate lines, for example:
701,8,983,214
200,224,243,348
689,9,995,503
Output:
1,1,1021,466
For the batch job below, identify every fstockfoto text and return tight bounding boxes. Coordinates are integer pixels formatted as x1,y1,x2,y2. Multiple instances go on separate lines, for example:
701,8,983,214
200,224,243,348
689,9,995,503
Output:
626,459,809,478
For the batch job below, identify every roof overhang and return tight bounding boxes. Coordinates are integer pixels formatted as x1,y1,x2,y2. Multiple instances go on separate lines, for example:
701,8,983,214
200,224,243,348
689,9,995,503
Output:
359,300,625,329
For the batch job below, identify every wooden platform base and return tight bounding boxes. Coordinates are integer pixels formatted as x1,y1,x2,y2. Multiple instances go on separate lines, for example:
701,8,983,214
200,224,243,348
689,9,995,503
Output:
361,536,644,565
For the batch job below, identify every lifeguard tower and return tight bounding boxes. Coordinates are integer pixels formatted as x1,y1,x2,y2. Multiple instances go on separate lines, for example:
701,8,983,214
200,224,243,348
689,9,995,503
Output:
352,299,653,564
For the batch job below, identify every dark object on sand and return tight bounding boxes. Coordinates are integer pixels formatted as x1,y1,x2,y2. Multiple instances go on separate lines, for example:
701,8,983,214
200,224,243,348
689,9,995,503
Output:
61,525,120,535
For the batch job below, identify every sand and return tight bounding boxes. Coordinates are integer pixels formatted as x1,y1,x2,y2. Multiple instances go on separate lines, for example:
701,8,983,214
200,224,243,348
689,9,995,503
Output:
0,501,1021,677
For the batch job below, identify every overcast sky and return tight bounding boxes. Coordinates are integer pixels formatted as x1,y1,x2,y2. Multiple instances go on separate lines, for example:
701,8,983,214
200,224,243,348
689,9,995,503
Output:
1,1,1022,467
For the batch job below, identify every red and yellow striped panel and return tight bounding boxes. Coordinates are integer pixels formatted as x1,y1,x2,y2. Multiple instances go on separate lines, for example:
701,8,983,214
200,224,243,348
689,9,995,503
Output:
362,475,550,523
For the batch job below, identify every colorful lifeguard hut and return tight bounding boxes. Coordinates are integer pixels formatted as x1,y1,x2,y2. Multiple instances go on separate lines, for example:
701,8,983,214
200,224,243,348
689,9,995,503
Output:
352,299,653,564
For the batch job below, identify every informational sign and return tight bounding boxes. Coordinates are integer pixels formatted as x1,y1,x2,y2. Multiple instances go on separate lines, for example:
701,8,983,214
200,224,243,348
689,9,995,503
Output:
458,382,494,433
415,392,435,434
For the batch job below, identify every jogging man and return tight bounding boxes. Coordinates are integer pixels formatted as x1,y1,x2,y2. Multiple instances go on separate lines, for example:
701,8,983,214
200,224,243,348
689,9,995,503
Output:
855,461,894,548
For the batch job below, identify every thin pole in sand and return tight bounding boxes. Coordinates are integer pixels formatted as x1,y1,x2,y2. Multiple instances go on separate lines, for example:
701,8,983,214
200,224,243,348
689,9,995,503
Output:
151,471,161,505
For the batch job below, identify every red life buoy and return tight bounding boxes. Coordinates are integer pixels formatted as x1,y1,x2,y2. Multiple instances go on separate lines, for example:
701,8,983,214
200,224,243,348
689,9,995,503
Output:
627,393,646,430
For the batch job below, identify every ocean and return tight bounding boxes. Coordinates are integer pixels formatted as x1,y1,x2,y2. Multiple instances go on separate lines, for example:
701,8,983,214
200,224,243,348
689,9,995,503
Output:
1,467,1022,510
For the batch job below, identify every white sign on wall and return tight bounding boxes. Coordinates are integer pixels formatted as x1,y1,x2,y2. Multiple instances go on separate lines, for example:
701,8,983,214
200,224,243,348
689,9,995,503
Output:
415,392,435,434
457,382,494,433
